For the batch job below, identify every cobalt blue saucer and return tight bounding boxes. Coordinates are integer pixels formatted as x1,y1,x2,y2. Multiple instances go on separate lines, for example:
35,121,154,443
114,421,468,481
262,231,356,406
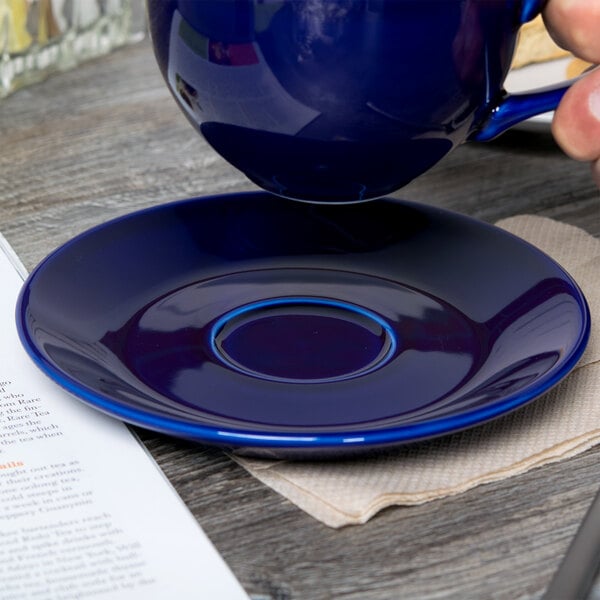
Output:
16,193,590,458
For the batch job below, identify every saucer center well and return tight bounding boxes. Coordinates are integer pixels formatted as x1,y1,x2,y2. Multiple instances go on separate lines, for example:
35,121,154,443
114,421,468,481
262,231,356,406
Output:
210,297,397,383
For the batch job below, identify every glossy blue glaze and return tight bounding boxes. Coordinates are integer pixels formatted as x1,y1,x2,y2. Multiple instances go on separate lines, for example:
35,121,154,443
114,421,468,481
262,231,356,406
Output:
519,0,546,23
209,296,398,383
16,193,590,458
146,0,569,203
472,83,569,142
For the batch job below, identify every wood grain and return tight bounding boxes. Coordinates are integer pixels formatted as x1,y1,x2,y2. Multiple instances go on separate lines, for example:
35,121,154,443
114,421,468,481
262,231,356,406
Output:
1,40,599,600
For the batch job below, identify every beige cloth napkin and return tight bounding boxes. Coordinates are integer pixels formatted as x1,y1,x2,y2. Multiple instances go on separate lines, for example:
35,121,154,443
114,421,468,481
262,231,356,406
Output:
232,215,600,528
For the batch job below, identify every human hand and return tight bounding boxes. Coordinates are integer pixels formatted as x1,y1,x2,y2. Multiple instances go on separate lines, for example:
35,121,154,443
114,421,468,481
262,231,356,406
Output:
544,0,600,187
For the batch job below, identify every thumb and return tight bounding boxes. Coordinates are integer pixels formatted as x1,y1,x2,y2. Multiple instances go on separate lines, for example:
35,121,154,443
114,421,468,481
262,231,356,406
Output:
551,67,600,185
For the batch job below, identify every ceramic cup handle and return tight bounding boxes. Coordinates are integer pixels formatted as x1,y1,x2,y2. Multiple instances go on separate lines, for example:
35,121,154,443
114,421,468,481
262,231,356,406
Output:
472,0,583,141
471,80,576,141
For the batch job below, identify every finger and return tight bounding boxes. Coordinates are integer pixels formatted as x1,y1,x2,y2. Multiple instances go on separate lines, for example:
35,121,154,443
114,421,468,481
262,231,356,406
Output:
552,67,600,162
544,0,600,63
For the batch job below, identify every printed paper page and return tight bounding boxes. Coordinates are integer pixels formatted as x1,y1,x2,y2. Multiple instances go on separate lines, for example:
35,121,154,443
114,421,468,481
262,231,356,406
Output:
0,234,249,600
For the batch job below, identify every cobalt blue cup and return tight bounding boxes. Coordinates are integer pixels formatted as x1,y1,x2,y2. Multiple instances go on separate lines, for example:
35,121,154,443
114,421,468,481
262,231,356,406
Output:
147,0,573,203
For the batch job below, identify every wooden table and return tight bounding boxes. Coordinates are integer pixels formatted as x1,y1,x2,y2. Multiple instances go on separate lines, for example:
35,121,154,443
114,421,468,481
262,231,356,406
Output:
1,40,599,600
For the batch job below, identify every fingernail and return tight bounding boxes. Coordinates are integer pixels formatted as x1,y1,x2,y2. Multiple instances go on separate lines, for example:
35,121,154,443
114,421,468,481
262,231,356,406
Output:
590,85,600,121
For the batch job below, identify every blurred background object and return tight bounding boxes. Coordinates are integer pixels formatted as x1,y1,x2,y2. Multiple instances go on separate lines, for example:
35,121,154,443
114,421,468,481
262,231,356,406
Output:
0,0,145,98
